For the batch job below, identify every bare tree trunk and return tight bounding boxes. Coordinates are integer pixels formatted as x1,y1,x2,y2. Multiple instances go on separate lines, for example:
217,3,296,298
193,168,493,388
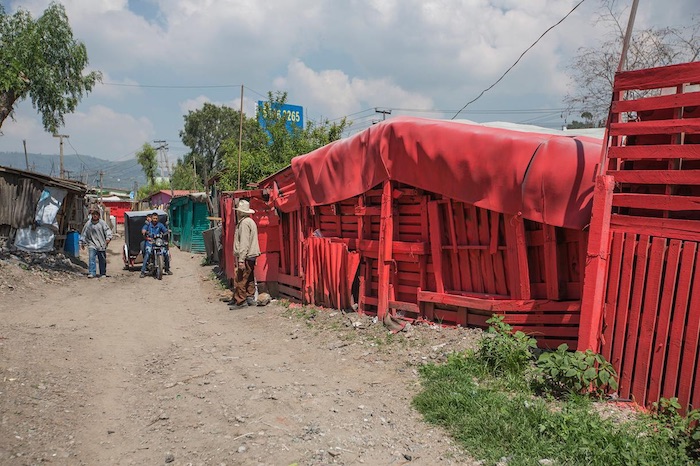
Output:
0,90,18,130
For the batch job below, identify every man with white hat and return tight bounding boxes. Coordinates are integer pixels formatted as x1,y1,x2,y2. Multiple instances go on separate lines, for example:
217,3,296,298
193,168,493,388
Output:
230,199,261,309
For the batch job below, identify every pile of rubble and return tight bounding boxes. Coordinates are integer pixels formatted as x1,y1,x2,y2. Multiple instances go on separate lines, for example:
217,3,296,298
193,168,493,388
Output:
0,247,86,294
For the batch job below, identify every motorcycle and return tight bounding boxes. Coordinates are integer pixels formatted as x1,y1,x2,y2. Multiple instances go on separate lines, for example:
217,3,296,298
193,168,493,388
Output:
144,233,169,280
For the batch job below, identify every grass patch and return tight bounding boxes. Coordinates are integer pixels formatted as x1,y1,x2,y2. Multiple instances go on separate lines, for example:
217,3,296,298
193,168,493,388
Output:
413,352,691,465
412,316,697,465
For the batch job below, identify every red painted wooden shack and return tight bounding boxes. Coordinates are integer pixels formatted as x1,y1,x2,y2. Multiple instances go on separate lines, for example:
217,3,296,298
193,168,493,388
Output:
222,117,603,349
579,61,700,411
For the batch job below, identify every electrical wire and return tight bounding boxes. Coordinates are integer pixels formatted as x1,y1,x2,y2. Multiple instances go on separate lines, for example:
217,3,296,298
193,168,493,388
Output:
103,82,242,89
451,0,586,120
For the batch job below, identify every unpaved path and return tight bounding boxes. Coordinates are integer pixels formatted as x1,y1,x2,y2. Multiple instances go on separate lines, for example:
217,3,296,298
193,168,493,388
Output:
0,240,480,465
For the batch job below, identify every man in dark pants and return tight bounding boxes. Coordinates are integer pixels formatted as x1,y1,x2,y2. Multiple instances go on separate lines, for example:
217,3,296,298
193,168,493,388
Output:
140,212,172,277
230,199,260,309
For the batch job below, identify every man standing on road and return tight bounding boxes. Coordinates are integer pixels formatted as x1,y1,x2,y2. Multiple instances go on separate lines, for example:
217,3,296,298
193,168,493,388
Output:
80,208,113,278
230,199,260,309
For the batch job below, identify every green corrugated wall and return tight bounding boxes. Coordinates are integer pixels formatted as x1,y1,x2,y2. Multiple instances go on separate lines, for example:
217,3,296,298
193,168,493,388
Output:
168,197,209,253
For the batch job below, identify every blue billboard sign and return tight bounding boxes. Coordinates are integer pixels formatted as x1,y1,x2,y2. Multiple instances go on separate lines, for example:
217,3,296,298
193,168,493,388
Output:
257,101,304,133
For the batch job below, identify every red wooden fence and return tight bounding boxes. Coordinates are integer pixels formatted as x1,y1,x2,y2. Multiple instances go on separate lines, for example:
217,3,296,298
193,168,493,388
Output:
229,175,588,349
579,61,700,410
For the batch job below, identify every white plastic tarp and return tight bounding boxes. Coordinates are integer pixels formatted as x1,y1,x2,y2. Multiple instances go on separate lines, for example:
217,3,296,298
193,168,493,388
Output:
14,187,67,252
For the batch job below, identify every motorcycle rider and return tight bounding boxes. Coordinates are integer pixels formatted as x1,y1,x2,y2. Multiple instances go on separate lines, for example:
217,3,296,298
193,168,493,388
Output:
140,212,172,277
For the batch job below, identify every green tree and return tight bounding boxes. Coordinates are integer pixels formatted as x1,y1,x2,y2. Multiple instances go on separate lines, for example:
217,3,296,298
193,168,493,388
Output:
564,0,699,124
216,91,348,190
170,156,203,191
180,103,256,183
0,2,101,133
137,179,171,202
136,143,158,185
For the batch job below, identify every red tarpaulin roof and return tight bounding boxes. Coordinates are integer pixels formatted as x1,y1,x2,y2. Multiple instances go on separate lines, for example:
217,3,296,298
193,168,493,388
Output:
291,117,602,230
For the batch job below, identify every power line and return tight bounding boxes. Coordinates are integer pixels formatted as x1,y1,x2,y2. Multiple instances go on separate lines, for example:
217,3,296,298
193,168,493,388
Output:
102,82,242,89
451,0,586,120
243,85,269,99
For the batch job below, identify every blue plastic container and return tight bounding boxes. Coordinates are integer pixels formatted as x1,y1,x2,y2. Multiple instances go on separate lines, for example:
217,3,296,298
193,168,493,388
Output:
64,231,80,257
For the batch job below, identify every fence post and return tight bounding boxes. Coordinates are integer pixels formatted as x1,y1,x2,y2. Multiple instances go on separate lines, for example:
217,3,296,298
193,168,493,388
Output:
578,175,615,351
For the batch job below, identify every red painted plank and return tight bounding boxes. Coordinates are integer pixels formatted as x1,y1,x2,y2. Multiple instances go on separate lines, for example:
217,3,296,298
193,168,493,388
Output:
578,175,615,351
453,203,473,292
676,247,700,412
467,313,580,326
612,194,700,211
467,206,484,293
493,250,509,296
611,215,700,243
608,145,700,160
479,208,497,294
427,201,445,294
611,91,700,114
504,214,531,300
543,225,561,300
417,290,581,311
447,201,462,291
610,119,700,137
620,235,651,400
608,170,700,185
647,239,682,405
613,61,700,91
632,237,667,406
489,211,500,255
602,232,625,362
376,180,394,319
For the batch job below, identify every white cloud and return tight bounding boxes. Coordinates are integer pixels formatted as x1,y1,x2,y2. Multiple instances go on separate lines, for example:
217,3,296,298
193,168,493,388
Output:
0,104,154,161
275,60,434,121
1,0,696,162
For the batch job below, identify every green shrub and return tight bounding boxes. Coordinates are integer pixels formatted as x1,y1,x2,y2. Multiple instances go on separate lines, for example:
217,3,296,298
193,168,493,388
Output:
477,315,537,376
534,344,618,397
650,397,700,460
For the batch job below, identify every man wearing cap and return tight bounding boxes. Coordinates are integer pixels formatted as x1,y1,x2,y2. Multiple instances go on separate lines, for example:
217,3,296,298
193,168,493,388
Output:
230,199,260,309
80,208,113,278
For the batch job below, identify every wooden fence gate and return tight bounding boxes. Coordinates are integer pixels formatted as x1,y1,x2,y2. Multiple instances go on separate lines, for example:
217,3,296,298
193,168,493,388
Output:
579,61,700,411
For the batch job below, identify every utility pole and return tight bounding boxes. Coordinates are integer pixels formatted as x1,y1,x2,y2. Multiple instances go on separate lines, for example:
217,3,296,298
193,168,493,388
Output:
53,134,69,178
153,140,169,179
375,108,391,121
99,171,104,204
22,140,29,170
238,84,244,191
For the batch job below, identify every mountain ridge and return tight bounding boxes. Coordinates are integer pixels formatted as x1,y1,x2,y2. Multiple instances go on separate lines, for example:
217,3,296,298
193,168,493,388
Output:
0,152,146,190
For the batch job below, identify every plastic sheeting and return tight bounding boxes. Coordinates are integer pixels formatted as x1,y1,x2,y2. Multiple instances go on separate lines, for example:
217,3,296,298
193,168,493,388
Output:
291,117,602,230
14,187,67,252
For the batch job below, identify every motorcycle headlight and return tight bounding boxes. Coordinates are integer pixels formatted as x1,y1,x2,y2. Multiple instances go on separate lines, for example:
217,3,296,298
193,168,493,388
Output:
155,238,164,247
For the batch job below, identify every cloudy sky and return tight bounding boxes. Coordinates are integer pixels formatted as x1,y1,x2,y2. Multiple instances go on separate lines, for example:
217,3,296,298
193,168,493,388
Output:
0,0,697,170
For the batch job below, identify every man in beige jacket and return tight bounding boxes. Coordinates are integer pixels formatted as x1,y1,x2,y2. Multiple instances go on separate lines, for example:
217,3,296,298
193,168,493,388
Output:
230,199,261,309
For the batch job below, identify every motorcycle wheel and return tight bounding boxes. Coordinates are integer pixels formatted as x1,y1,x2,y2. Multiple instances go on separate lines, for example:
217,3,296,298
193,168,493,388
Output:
156,254,163,280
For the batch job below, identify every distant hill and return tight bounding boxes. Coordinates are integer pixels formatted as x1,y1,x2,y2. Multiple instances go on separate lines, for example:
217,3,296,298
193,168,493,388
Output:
0,152,146,190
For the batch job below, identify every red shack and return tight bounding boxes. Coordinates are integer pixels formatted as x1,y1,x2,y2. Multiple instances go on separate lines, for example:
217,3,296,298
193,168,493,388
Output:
221,116,602,349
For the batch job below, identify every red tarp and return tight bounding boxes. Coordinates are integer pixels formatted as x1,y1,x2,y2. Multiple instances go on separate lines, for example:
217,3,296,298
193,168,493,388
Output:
291,117,602,230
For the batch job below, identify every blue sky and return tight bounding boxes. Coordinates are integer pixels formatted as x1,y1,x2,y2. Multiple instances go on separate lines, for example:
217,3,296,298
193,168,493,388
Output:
0,0,697,173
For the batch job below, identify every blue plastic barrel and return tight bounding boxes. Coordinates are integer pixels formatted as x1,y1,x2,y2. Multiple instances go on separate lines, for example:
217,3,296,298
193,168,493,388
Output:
64,231,80,257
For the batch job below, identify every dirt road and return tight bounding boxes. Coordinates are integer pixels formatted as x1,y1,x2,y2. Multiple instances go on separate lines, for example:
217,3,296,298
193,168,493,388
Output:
0,240,479,465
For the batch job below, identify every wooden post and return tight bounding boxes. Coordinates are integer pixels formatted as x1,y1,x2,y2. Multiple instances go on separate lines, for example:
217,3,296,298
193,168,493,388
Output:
377,180,394,319
578,175,615,351
543,225,561,300
504,213,530,300
428,201,445,293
